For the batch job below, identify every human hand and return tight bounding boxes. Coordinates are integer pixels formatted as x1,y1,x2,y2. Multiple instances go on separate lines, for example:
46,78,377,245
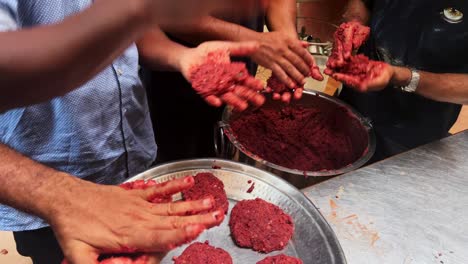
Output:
251,32,323,88
180,41,265,111
327,21,370,68
329,61,393,92
54,176,223,264
265,75,304,104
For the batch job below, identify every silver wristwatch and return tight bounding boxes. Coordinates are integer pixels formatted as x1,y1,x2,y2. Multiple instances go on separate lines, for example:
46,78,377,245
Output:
400,69,420,93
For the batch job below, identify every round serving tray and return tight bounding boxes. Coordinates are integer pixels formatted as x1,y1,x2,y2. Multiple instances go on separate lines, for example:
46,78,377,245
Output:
126,159,346,264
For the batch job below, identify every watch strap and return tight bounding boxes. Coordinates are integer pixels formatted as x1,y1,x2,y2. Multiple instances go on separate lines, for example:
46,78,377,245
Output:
400,69,420,93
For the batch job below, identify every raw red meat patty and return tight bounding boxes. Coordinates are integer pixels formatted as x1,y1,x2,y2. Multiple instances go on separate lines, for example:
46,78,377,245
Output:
190,51,249,98
182,173,229,214
119,179,172,203
173,241,233,264
257,254,303,264
229,198,294,253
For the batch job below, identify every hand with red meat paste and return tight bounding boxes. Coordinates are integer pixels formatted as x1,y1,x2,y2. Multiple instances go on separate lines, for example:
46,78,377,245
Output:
326,21,370,70
329,57,394,92
138,29,265,111
0,145,223,264
54,176,224,264
251,32,324,92
151,0,324,103
182,42,266,111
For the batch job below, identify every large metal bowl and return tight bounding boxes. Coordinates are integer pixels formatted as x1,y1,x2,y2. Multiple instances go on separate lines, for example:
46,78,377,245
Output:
215,90,376,189
126,159,347,264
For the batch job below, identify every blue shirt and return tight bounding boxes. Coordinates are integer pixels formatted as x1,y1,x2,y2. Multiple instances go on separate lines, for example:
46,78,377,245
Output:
0,0,157,231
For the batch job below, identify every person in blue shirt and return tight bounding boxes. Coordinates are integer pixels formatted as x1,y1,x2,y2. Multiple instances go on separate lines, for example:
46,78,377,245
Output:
327,0,468,162
0,0,267,263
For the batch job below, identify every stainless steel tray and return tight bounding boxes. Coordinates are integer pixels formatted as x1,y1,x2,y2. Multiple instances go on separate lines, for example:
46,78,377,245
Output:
126,159,346,264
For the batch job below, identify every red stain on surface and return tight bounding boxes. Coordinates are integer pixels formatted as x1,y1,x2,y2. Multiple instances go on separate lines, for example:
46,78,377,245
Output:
247,182,255,193
327,199,380,247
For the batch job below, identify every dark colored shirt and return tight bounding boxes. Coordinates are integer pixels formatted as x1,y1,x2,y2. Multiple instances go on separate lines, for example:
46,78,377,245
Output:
340,0,466,160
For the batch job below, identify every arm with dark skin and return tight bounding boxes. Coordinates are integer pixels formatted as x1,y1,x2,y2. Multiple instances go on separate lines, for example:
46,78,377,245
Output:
355,66,468,105
0,0,148,112
0,143,224,264
157,0,322,95
0,0,266,113
264,0,297,37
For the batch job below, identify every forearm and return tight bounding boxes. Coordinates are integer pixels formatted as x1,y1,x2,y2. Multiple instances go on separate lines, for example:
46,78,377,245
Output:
391,66,468,105
265,0,296,37
160,16,260,45
0,144,84,223
0,0,152,112
342,0,371,25
137,28,189,72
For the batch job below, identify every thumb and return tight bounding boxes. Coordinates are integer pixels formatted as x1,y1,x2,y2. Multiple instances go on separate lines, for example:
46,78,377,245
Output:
62,242,99,264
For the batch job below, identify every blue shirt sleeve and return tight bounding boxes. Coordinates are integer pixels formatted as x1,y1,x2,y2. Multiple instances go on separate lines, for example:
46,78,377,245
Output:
0,0,18,31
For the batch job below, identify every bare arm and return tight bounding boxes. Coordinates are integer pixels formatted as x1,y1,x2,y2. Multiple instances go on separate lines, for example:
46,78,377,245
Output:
0,0,153,112
159,0,297,44
0,0,264,113
265,0,296,37
0,144,76,220
137,27,187,72
0,143,223,263
334,63,468,105
342,0,371,25
391,67,468,105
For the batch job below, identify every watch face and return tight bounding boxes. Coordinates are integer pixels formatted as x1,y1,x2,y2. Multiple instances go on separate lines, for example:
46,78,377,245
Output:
442,7,464,24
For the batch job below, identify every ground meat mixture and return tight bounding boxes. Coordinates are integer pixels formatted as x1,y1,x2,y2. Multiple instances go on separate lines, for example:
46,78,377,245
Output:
182,173,229,214
173,241,233,264
332,54,387,88
119,179,172,203
190,51,250,98
257,254,303,264
229,198,294,253
267,75,290,94
229,106,364,171
327,21,370,69
326,22,385,87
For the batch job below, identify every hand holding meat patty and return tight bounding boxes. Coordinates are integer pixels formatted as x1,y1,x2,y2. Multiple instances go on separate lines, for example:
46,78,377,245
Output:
56,177,223,264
